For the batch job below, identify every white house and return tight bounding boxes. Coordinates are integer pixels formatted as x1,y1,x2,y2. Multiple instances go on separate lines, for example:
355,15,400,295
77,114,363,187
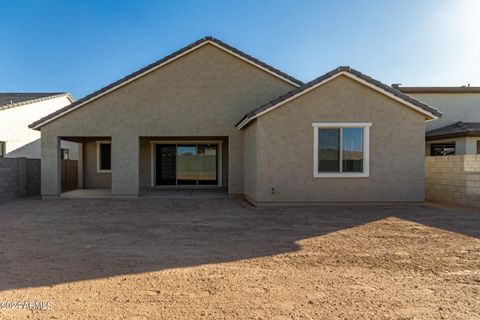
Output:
0,93,76,159
397,86,480,156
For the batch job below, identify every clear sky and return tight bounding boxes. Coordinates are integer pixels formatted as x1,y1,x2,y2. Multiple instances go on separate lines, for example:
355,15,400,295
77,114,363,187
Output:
1,0,479,99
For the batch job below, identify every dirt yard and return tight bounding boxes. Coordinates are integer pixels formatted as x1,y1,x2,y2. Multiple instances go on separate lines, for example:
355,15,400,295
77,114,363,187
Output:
0,198,478,320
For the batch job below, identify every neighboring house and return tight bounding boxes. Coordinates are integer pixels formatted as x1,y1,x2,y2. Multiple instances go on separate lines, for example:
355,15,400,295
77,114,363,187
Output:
0,93,77,159
398,87,480,156
29,37,441,204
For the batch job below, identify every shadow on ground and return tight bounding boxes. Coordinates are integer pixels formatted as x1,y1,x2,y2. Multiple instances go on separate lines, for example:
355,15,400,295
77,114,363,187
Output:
0,198,478,291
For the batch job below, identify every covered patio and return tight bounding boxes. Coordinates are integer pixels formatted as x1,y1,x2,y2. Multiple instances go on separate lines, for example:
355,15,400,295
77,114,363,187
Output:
53,136,229,199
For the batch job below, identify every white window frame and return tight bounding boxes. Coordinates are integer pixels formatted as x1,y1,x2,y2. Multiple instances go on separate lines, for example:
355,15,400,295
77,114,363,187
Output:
96,141,112,173
312,122,371,178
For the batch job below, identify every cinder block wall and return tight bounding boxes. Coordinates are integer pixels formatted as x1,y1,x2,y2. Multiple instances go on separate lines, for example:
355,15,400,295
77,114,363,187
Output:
425,155,480,207
0,158,40,200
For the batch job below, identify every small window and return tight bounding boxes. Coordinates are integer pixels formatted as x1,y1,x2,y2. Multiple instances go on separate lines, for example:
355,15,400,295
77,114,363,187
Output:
97,142,111,172
0,141,5,158
61,148,70,160
430,143,455,156
477,140,480,155
313,123,371,177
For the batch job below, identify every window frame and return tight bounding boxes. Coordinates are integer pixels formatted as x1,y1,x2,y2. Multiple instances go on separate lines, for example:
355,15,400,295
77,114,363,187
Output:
312,122,371,178
96,141,112,173
0,141,5,158
430,143,456,156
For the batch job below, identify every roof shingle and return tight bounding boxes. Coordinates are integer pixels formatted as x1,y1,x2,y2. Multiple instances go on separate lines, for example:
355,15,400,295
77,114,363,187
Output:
0,93,72,111
426,122,480,140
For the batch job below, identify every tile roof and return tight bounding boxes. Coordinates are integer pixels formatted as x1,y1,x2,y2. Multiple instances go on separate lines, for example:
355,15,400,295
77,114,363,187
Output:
0,93,73,111
398,87,480,94
236,66,443,129
29,36,303,129
426,122,480,140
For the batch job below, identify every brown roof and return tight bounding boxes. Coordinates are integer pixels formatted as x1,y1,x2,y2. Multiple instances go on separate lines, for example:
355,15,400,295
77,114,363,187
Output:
0,93,73,111
398,87,480,94
236,67,443,129
426,122,480,140
29,36,303,130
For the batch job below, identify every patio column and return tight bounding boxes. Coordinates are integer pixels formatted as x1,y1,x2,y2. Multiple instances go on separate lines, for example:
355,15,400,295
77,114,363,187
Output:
77,142,84,189
41,133,61,199
111,133,139,198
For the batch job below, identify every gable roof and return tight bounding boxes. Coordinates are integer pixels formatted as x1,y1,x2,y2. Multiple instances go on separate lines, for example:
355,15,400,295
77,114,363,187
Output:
236,66,443,129
0,92,73,111
426,122,480,140
29,36,302,130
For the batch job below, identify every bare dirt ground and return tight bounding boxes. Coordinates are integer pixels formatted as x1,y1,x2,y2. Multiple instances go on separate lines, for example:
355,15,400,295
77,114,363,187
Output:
0,198,478,320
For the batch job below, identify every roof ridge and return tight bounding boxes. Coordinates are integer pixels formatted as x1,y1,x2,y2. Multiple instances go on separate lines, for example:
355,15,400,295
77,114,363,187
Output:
236,66,442,128
29,36,302,129
457,121,473,132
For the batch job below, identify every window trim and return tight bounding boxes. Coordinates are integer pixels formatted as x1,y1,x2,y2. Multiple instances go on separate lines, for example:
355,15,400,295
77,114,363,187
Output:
312,122,371,178
96,141,112,173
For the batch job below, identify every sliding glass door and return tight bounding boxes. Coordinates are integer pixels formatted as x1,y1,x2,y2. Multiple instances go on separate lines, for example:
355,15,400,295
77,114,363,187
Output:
155,143,219,186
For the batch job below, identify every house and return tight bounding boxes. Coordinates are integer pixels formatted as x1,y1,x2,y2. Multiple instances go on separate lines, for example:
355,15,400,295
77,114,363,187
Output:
29,37,442,204
0,93,76,159
397,86,480,156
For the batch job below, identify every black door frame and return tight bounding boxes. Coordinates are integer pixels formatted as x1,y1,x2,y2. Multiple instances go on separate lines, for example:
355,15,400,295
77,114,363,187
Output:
151,140,223,188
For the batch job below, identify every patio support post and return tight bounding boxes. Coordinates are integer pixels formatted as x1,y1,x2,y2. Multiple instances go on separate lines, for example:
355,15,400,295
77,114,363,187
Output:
111,133,139,198
77,142,84,189
41,133,61,199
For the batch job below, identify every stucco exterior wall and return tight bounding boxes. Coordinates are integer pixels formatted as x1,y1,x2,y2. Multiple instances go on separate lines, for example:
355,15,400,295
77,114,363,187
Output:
408,93,480,131
83,141,111,188
251,75,426,204
243,122,258,201
0,96,77,159
39,44,294,197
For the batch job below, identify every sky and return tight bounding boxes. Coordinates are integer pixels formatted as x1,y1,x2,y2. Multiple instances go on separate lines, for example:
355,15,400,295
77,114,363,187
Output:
0,0,479,99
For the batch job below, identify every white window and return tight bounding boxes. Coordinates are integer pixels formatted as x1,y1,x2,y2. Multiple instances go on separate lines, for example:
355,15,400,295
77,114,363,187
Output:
97,141,111,172
312,123,371,178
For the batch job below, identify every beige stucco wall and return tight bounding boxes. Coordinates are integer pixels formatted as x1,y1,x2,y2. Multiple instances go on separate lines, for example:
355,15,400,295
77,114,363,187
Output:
243,121,258,201
408,93,480,131
39,44,294,197
249,75,427,204
425,155,480,207
83,141,111,188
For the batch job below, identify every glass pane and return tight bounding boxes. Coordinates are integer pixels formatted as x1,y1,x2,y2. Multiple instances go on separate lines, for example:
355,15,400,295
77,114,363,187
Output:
443,145,455,155
177,145,197,185
431,144,455,156
0,142,4,157
342,128,363,172
318,128,340,172
156,145,176,185
100,143,111,170
197,145,217,185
